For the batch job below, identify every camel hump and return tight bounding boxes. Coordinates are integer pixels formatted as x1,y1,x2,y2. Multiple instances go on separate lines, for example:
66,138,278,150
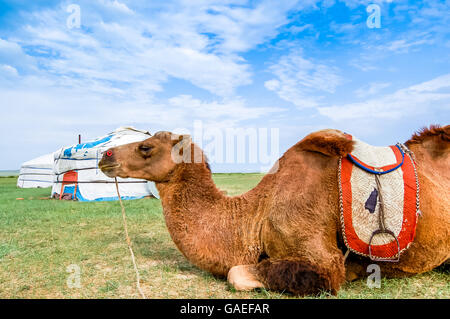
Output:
406,124,450,150
298,129,354,157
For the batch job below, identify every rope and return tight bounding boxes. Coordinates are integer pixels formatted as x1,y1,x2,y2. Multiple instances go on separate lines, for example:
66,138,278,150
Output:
343,249,350,262
54,180,148,184
114,177,146,299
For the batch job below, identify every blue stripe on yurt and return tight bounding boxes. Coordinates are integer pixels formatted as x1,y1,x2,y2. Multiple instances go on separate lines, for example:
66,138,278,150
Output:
63,185,76,196
81,195,146,202
58,158,98,161
63,135,113,157
57,185,145,202
72,186,145,202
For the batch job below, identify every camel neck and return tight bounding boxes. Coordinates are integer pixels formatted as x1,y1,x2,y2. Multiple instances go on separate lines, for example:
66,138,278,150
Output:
155,163,261,276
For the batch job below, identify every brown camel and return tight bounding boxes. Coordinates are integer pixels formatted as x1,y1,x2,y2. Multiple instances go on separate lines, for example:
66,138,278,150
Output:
99,125,449,296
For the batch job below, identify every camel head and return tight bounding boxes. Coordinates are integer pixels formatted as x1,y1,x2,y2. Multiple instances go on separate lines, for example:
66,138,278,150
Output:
99,131,200,182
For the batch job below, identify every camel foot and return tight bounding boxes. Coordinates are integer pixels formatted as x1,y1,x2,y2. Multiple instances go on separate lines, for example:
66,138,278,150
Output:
227,265,265,291
256,258,344,296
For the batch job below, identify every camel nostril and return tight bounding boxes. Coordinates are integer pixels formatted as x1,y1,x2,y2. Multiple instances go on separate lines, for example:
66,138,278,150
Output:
106,150,113,157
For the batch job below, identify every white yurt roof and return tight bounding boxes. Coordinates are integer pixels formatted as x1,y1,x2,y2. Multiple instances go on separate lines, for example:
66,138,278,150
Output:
17,153,55,188
21,153,55,168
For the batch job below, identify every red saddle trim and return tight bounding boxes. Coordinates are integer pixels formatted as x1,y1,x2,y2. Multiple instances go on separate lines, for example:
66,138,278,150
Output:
341,153,418,258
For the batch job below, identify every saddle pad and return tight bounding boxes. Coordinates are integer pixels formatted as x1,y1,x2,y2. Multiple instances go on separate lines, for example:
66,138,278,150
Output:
339,136,420,260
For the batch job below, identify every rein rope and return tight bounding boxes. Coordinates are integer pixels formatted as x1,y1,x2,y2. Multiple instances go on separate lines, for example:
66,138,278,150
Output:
114,177,146,299
367,168,401,262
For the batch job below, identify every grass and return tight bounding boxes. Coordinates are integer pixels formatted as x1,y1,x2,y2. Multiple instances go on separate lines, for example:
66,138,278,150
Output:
0,174,448,299
0,170,19,177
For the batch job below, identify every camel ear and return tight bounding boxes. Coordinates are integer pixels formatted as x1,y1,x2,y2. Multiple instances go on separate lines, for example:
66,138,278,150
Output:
299,129,354,157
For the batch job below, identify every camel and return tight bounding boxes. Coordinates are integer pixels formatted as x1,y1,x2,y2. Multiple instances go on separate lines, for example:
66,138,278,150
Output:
98,125,449,296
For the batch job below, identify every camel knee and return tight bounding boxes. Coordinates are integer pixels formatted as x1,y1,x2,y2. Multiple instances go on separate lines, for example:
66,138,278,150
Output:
255,258,345,296
227,265,265,291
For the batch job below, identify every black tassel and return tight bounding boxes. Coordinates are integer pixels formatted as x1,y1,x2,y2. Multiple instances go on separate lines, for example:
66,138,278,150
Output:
365,188,378,214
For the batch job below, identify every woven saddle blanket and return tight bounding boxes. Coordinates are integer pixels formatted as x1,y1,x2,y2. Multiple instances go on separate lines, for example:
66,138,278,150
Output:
339,135,420,261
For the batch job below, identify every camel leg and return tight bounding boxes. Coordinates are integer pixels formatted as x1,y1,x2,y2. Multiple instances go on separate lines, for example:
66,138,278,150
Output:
345,259,366,281
254,256,345,296
344,256,423,281
227,265,265,291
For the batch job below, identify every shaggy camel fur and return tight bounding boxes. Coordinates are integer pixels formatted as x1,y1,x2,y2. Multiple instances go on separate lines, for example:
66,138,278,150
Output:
99,125,449,296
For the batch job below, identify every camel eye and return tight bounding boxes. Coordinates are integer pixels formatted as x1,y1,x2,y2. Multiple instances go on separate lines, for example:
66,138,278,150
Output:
138,145,153,155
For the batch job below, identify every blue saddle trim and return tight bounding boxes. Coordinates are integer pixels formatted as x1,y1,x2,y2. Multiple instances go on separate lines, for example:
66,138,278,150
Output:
347,144,405,175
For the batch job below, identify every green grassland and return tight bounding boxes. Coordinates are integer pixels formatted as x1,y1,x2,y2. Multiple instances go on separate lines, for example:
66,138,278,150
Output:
0,171,19,177
0,174,448,299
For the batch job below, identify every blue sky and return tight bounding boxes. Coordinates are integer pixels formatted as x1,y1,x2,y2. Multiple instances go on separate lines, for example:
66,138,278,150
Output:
0,0,449,171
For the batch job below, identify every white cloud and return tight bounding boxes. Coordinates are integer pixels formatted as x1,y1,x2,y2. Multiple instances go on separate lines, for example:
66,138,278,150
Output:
330,21,358,34
191,0,301,53
343,0,396,9
0,65,19,77
108,0,134,14
384,38,434,53
167,94,283,126
354,82,391,98
285,24,313,34
17,18,248,98
1,0,314,100
264,51,343,108
408,74,450,92
348,34,435,72
0,38,38,74
319,74,450,121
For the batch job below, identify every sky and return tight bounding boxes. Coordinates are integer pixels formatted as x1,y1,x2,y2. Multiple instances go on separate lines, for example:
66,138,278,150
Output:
0,0,449,171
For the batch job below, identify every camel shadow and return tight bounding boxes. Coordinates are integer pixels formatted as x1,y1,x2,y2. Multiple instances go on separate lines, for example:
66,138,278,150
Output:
434,262,450,274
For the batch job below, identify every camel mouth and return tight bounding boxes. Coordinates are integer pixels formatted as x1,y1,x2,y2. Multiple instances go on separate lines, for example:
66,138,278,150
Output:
99,163,121,177
99,163,121,170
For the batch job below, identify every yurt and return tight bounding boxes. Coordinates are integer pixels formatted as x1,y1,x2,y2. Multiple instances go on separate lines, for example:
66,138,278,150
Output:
51,127,159,201
17,153,55,188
